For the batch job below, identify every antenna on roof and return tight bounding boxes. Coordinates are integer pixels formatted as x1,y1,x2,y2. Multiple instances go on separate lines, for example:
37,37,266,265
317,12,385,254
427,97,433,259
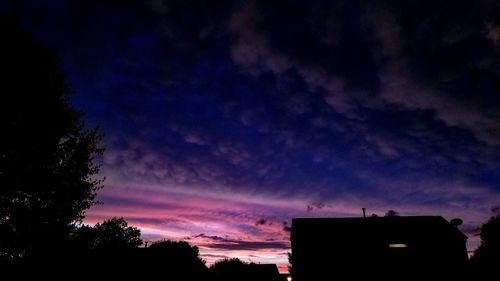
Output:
362,208,366,218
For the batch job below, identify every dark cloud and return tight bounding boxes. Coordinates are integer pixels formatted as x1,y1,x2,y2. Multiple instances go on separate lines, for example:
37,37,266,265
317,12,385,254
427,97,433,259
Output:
491,205,500,215
384,210,400,217
255,219,268,226
193,232,289,251
18,1,500,205
199,253,229,259
227,0,500,154
126,217,182,226
306,201,327,212
281,221,291,233
193,233,229,242
204,240,289,251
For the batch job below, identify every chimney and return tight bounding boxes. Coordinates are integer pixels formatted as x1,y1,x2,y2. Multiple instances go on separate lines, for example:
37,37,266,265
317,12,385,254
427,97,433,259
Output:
362,208,366,218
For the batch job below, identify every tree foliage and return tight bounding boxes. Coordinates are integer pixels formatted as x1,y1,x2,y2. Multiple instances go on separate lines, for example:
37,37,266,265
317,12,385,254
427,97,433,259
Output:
210,258,281,281
147,240,206,266
71,217,142,250
471,215,500,271
384,210,399,217
141,240,209,279
0,16,103,258
210,258,248,281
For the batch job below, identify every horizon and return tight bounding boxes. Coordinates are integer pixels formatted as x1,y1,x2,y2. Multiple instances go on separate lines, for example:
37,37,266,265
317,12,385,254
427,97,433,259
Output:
2,0,500,271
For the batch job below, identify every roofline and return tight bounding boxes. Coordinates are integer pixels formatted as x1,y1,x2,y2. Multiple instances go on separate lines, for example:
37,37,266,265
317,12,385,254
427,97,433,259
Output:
292,215,444,221
291,216,468,239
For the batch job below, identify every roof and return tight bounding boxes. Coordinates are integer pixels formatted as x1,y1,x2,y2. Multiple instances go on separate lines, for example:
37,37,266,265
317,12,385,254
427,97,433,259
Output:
291,216,468,241
247,264,281,281
248,264,280,274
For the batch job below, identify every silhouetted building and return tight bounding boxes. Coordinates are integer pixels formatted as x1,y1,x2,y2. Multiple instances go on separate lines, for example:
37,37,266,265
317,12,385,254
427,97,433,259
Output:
291,216,468,280
248,264,282,281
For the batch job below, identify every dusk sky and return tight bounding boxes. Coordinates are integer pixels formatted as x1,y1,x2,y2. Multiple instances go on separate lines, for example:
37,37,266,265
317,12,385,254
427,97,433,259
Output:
3,0,500,270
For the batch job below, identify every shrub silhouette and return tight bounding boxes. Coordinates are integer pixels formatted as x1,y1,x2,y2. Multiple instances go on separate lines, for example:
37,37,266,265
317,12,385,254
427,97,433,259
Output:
210,258,281,281
211,258,249,281
70,217,142,250
470,215,500,278
61,227,210,279
140,240,211,280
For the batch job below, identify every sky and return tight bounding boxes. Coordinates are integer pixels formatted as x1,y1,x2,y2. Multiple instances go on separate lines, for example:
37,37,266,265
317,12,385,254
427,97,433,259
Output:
2,0,500,271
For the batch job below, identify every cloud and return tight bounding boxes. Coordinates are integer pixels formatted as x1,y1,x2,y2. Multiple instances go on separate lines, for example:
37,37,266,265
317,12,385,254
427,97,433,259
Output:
193,233,229,242
203,240,289,251
192,232,289,251
227,0,500,147
84,187,302,265
282,221,292,233
67,1,500,211
255,219,268,226
491,205,500,215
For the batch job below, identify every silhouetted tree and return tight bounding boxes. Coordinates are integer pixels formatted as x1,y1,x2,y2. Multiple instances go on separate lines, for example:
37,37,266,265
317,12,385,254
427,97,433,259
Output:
385,210,399,217
210,258,248,281
211,258,281,281
147,240,205,265
71,217,142,250
470,215,500,278
143,240,209,279
0,16,103,259
93,217,142,249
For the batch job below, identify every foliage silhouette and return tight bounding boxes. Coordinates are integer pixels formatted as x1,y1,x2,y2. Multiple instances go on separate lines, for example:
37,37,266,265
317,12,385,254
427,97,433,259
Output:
210,258,248,281
146,240,207,267
470,215,500,278
0,15,103,259
34,229,211,279
138,240,211,280
384,210,399,217
210,258,281,281
70,217,142,250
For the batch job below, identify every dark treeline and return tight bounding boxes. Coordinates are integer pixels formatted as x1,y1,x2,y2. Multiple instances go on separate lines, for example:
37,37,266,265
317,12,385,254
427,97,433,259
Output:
2,218,209,279
3,216,280,280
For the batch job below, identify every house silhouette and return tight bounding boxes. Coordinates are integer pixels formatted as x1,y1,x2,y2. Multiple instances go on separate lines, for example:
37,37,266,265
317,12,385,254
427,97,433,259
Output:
247,264,282,281
291,216,468,280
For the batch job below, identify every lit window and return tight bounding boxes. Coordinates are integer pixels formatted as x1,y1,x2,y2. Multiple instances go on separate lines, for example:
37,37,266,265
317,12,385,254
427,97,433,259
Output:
389,243,408,248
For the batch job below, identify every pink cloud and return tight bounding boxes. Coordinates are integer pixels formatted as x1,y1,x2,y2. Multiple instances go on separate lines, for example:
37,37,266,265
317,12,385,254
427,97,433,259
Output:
84,184,393,269
84,186,301,268
84,177,498,270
